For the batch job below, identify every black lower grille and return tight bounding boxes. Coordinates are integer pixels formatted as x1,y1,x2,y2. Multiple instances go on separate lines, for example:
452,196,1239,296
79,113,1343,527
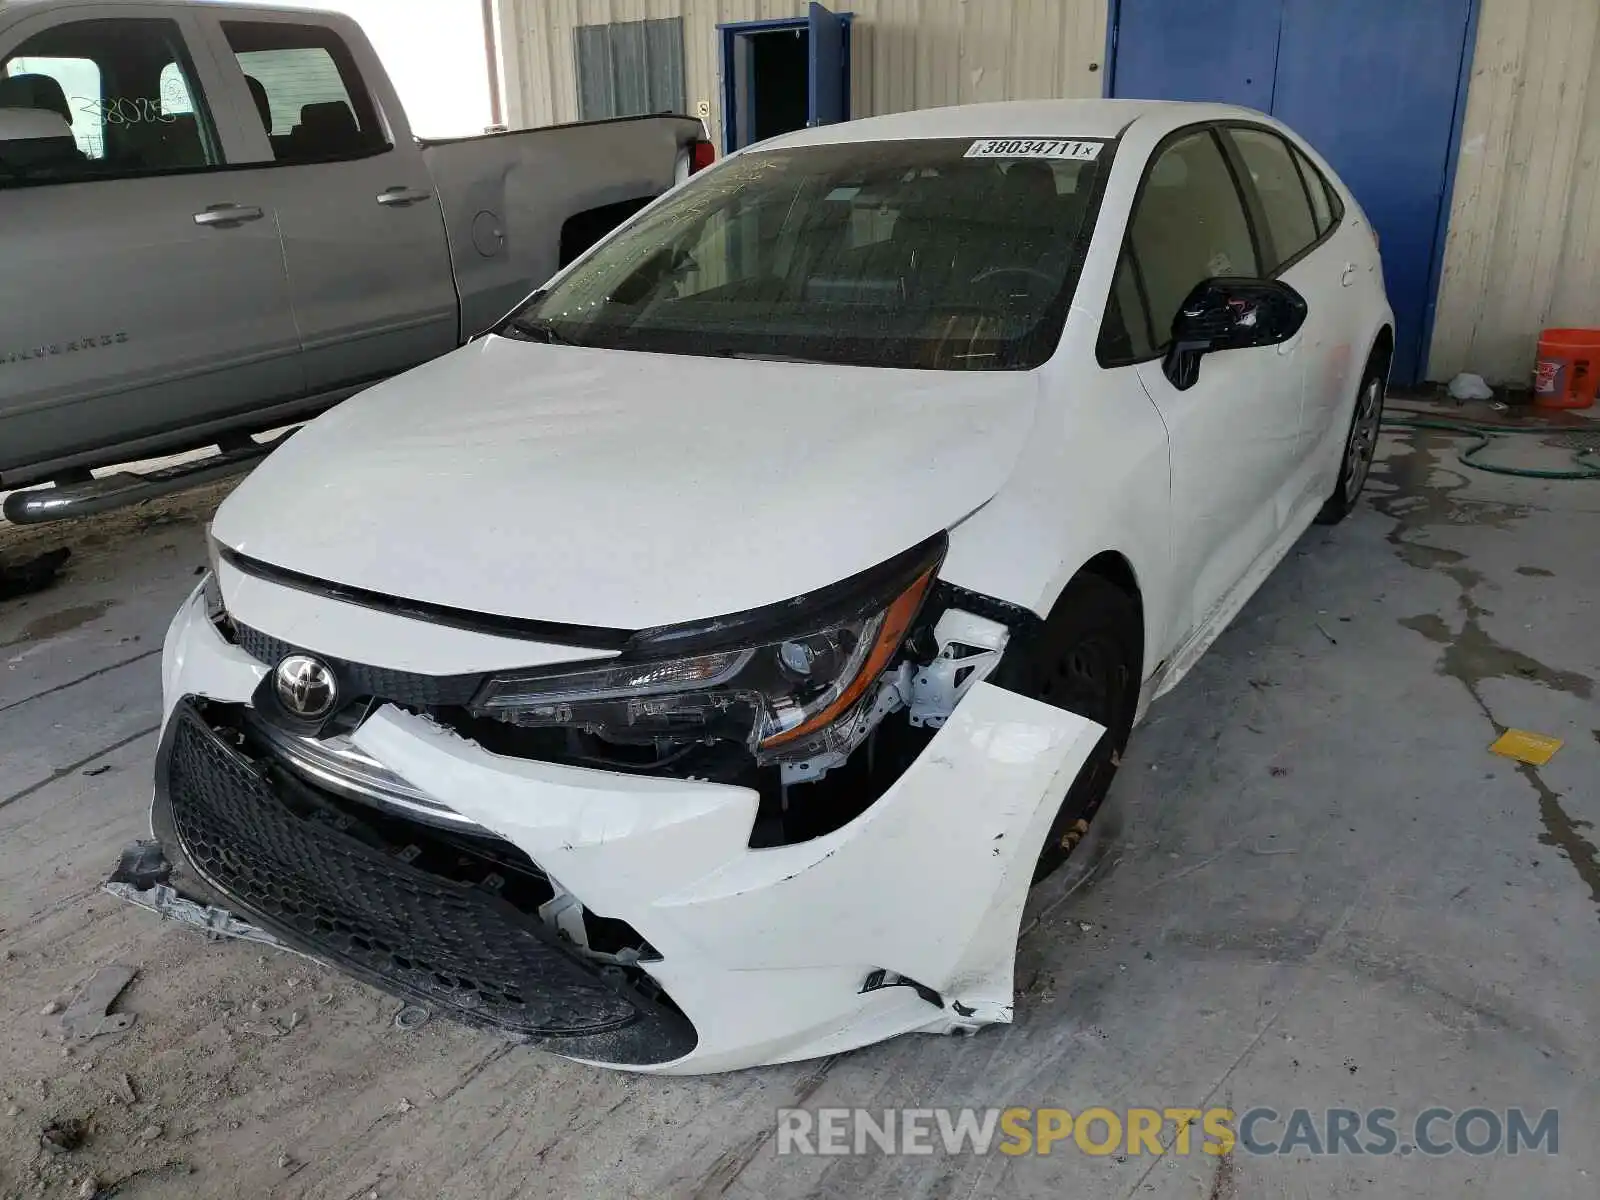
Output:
156,703,695,1064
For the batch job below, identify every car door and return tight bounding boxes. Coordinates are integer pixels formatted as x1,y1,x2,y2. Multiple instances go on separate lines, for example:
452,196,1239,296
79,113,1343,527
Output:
0,4,301,481
1113,126,1305,643
191,11,458,396
1292,139,1370,483
1220,123,1358,516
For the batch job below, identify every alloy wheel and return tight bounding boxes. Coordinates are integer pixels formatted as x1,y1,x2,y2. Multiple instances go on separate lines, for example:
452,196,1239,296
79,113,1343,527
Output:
1344,377,1384,504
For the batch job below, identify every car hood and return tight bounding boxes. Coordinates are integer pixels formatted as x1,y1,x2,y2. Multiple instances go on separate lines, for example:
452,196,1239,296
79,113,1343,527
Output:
211,338,1041,632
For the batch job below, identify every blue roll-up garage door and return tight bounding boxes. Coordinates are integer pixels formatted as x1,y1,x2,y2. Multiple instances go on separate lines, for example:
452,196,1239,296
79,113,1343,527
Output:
1111,0,1476,385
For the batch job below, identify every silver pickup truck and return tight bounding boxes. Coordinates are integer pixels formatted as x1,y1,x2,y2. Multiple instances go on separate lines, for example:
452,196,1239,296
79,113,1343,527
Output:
0,0,709,523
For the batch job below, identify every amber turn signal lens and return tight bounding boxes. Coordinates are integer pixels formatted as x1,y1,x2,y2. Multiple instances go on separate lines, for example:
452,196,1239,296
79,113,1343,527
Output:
760,566,937,749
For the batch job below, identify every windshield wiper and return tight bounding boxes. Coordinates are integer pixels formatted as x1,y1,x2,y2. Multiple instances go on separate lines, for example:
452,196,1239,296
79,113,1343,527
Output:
719,350,829,365
499,315,577,346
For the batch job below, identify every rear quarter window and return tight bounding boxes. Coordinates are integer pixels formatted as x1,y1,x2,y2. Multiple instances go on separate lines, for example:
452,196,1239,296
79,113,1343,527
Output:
1292,143,1342,236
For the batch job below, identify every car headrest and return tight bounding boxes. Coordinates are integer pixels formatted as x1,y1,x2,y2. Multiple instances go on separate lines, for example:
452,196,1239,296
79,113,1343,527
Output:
0,73,74,123
1001,159,1061,206
0,104,80,169
244,75,272,133
294,100,360,153
0,104,75,141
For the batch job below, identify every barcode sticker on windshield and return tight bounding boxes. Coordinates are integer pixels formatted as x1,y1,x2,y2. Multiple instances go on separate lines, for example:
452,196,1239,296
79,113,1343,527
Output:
965,138,1102,161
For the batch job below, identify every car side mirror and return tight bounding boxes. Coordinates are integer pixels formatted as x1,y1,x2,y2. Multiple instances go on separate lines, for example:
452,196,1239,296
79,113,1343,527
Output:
1162,277,1308,390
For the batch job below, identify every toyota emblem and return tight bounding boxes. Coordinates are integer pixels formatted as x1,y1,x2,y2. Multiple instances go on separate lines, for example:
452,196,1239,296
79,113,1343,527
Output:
274,654,338,720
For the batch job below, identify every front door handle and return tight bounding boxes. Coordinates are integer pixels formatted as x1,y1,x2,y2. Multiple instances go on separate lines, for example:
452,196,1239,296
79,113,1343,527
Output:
193,203,264,228
377,186,433,207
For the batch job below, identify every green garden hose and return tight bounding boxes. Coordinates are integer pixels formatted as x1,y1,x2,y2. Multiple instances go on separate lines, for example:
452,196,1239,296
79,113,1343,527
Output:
1380,413,1600,480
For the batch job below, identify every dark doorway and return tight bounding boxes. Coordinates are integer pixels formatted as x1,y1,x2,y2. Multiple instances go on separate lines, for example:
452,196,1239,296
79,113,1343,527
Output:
719,3,851,153
748,28,808,144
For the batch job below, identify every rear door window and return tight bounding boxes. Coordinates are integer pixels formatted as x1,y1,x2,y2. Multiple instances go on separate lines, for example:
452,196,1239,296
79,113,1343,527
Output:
221,21,389,163
1226,126,1320,272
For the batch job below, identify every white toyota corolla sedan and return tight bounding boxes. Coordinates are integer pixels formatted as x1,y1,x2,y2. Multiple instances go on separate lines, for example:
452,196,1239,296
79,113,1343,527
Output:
141,99,1391,1073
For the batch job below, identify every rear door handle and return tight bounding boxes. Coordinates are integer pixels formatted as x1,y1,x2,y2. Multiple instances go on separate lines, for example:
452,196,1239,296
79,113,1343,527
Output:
193,203,264,228
1341,263,1358,287
377,186,433,207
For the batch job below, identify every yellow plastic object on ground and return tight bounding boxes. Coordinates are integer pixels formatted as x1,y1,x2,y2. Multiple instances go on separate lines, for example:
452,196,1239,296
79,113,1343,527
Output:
1489,729,1565,766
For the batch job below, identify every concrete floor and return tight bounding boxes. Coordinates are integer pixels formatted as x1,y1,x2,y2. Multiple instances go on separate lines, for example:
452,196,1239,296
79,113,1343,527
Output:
0,419,1596,1199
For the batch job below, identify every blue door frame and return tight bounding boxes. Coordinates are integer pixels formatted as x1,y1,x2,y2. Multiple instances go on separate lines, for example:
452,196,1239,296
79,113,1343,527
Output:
1104,0,1482,385
718,5,853,154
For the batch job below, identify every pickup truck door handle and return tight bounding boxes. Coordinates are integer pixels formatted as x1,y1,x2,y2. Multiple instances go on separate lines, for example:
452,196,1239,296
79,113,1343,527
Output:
376,187,433,208
193,203,265,228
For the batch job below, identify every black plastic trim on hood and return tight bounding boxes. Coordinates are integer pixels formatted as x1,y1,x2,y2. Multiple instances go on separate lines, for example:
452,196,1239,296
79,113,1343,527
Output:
221,532,949,662
220,547,635,651
624,531,949,658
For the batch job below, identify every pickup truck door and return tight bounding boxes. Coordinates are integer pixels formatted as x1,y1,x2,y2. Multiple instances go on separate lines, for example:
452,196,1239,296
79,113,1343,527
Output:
190,11,458,396
0,5,302,482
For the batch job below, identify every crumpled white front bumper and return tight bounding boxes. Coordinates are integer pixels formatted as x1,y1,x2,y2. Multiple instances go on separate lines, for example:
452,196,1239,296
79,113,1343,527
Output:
158,581,1102,1074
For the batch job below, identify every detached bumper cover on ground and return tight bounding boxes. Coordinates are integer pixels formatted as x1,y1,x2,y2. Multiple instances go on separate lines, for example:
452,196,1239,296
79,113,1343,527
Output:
136,583,1104,1074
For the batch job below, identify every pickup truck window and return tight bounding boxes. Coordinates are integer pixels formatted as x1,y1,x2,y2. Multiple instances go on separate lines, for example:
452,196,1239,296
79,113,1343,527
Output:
506,137,1110,371
4,55,99,156
156,63,199,123
221,22,389,164
0,19,218,184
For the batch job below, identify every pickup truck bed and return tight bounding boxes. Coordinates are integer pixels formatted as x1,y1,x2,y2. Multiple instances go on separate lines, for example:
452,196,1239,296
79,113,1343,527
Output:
423,115,704,341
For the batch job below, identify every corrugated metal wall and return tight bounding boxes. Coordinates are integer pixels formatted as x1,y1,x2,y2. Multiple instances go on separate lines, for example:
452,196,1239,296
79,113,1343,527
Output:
494,0,1107,144
573,17,687,119
493,0,1600,386
1428,0,1600,384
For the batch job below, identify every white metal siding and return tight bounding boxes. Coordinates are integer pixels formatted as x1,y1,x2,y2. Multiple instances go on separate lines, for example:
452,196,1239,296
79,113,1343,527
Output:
494,0,1107,143
1429,0,1600,384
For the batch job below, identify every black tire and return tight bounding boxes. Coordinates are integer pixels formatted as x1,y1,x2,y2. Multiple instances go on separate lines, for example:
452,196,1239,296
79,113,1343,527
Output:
1315,368,1386,525
998,575,1142,884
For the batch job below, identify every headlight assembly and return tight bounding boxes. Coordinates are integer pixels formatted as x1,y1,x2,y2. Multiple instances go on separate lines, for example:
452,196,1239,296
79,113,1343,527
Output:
469,533,946,764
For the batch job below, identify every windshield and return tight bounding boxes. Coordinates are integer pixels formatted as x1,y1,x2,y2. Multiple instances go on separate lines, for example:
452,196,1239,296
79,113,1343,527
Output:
501,137,1110,370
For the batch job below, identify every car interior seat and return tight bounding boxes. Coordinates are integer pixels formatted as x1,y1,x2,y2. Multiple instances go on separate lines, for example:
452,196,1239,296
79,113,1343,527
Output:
284,100,364,159
0,74,86,168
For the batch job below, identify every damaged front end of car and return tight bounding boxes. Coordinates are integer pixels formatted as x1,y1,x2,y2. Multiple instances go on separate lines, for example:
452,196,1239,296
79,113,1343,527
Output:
115,533,1105,1073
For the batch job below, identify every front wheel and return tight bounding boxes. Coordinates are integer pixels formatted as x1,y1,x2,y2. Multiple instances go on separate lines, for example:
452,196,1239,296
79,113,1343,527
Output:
997,576,1142,884
1315,372,1385,525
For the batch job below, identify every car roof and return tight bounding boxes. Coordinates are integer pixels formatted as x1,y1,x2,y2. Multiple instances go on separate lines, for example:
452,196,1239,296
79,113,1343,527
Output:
757,98,1272,151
